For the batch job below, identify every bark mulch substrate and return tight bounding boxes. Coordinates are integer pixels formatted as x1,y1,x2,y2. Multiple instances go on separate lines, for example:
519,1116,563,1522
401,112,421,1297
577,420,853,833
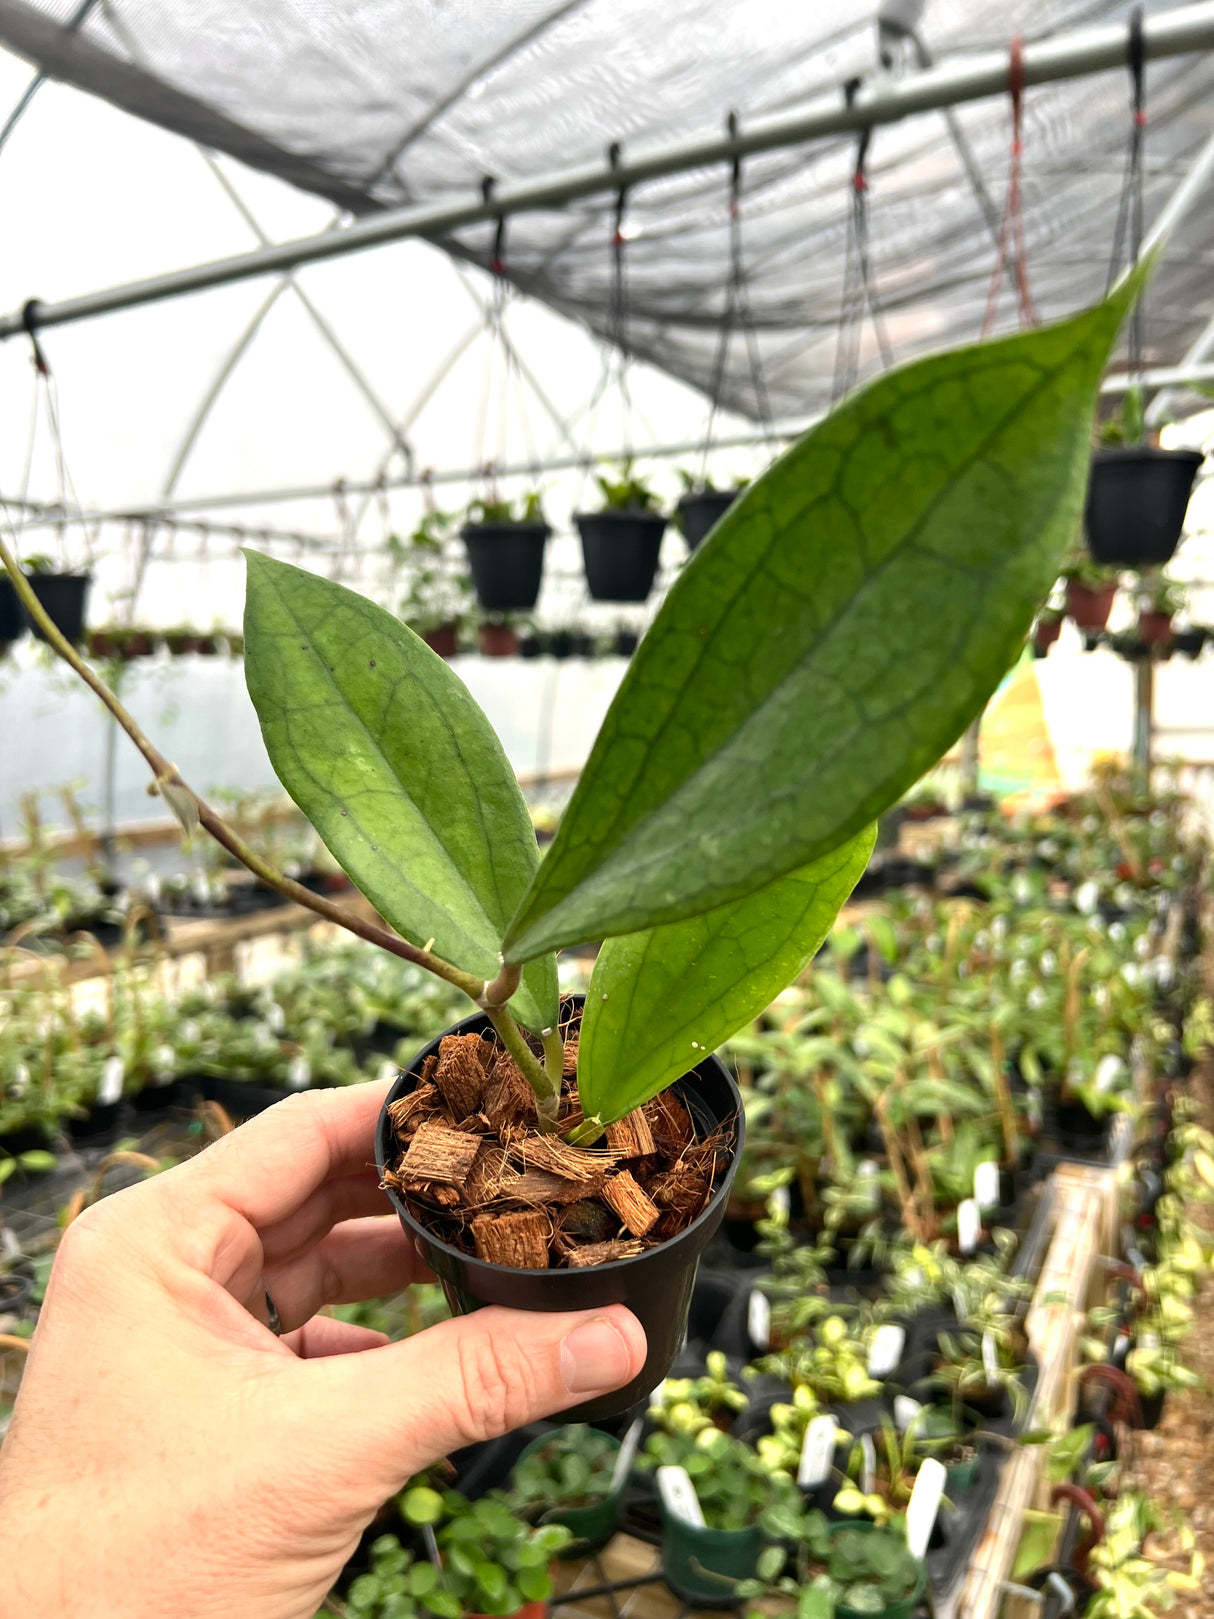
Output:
380,1007,733,1271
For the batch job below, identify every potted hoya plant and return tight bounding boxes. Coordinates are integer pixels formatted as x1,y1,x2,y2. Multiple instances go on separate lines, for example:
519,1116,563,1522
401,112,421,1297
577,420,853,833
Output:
507,1423,625,1548
675,472,745,553
0,271,1142,1421
575,464,667,601
1031,609,1063,658
1085,387,1203,568
462,492,550,614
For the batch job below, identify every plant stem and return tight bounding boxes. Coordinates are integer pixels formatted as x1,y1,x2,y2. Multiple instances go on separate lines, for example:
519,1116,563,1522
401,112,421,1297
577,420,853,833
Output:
541,1026,565,1092
0,540,486,1004
483,1005,560,1130
565,1114,606,1147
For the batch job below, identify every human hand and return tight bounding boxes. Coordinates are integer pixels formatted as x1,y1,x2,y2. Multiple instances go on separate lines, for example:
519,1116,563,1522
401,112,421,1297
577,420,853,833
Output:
0,1080,645,1619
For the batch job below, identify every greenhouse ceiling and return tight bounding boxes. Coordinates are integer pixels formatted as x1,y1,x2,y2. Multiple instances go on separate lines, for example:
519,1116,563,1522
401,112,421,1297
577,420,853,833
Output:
1,0,1214,427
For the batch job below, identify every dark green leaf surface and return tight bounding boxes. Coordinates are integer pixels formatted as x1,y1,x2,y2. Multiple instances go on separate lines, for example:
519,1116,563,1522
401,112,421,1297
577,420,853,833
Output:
243,551,556,1030
577,824,875,1124
504,286,1135,962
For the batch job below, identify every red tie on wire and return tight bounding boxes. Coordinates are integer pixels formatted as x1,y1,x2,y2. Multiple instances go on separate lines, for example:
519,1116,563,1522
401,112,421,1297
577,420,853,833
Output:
981,38,1037,337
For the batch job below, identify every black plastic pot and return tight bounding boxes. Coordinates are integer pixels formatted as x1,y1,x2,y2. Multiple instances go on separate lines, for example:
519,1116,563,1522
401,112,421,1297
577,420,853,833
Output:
676,489,738,552
575,510,667,603
376,999,744,1421
1085,447,1203,567
462,523,549,613
192,1073,300,1118
21,572,91,644
0,575,23,643
1172,626,1206,659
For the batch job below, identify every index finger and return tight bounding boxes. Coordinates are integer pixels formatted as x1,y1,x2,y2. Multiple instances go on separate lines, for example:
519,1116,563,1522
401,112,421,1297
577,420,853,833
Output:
176,1079,395,1229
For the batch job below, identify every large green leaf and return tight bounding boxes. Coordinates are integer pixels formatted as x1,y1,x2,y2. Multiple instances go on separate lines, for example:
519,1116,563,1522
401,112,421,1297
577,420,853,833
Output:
242,551,557,1031
503,283,1136,963
577,824,875,1126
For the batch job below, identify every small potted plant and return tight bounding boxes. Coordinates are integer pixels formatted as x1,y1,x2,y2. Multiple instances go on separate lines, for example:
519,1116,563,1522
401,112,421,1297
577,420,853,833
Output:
1086,388,1203,568
390,516,473,656
507,1423,624,1548
462,492,550,614
675,472,745,553
17,554,91,644
1032,609,1063,658
739,1515,926,1619
641,1426,802,1605
1134,574,1184,649
575,465,667,601
1063,555,1120,638
477,616,524,658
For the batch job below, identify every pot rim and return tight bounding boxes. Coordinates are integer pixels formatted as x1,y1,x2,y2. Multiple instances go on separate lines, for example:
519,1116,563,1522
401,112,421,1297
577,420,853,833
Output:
461,520,552,539
574,508,667,525
375,1000,743,1281
1091,445,1204,468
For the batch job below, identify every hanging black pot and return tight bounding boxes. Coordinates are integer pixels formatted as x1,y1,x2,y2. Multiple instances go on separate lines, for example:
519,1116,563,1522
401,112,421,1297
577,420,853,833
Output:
375,996,743,1421
1084,447,1203,567
21,572,92,644
676,490,738,552
575,510,667,603
0,575,24,644
462,522,550,613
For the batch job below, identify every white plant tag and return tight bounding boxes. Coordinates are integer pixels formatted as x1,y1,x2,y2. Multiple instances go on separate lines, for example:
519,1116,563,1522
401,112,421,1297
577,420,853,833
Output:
906,1457,947,1560
867,1323,905,1378
957,1198,981,1255
98,1055,124,1105
747,1288,771,1350
648,1378,668,1408
894,1396,923,1432
859,1433,876,1495
266,1002,286,1034
610,1418,643,1494
657,1465,705,1529
145,873,161,903
798,1415,839,1487
857,1158,879,1179
287,1054,311,1090
974,1162,1000,1212
376,1058,399,1084
1095,1054,1125,1094
1027,1090,1043,1131
152,1044,176,1083
191,872,211,905
770,1184,790,1218
982,1331,999,1385
180,1019,201,1046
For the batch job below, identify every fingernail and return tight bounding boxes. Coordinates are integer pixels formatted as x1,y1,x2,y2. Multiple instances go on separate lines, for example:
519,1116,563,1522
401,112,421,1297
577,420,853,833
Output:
560,1317,633,1394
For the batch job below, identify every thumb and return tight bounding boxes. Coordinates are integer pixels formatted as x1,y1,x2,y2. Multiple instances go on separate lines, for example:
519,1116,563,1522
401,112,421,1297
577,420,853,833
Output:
316,1304,646,1483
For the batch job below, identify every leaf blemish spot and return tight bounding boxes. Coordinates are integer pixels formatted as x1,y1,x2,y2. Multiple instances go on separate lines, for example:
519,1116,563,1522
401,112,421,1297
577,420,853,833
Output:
369,659,376,668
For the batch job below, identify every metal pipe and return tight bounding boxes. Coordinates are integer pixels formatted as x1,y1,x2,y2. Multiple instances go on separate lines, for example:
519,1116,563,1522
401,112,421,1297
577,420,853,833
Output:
8,352,1214,531
4,2,1214,339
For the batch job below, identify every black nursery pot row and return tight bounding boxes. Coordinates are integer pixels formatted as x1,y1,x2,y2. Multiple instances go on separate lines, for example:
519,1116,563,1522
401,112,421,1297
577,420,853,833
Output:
1084,445,1203,567
460,491,738,613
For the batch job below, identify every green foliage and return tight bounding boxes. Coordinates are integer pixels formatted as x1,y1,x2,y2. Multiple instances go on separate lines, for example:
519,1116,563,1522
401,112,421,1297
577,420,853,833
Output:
504,285,1137,963
465,491,546,525
242,550,557,1031
507,1426,619,1511
592,464,662,513
577,828,875,1125
641,1427,805,1534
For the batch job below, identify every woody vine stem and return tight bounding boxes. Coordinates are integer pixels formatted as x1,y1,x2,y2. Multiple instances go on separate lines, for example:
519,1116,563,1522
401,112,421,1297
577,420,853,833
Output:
0,539,562,1128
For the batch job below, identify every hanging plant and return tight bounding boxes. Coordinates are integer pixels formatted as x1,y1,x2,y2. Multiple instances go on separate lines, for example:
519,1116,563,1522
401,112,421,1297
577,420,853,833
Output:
575,466,667,603
1086,394,1203,568
462,492,550,614
18,556,91,645
675,479,744,553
